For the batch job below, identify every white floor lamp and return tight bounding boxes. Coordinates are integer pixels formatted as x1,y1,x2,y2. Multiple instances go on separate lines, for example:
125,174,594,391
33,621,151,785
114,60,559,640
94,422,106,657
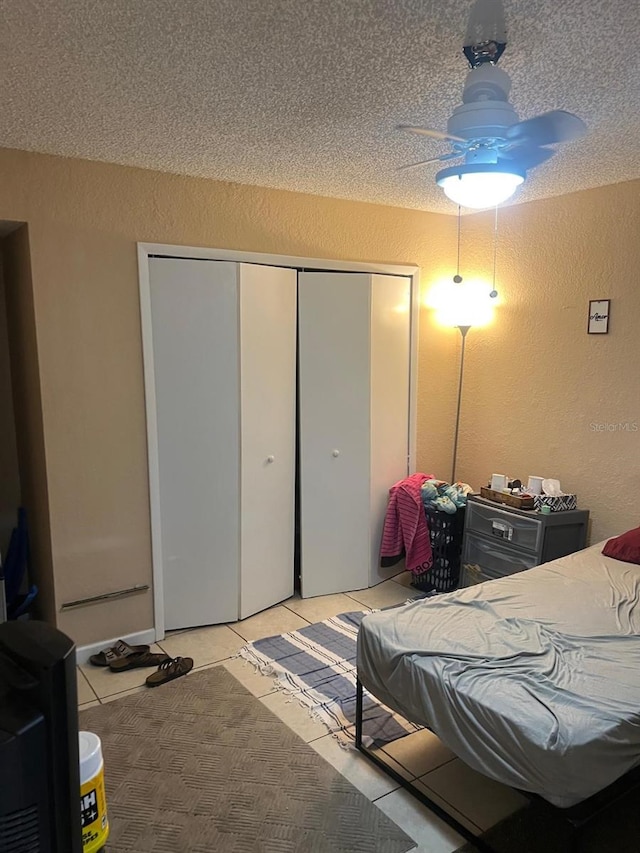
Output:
448,207,472,485
447,206,500,484
450,324,471,484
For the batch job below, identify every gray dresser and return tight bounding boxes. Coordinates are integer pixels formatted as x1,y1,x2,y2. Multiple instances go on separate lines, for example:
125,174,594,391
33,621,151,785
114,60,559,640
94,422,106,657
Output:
461,495,589,585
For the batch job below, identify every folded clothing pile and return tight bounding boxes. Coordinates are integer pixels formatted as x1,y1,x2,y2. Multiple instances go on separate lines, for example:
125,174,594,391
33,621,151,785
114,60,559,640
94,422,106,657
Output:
420,479,473,514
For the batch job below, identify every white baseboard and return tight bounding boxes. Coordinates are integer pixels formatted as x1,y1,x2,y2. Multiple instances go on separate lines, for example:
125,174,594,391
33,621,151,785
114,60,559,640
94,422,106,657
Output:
75,628,157,665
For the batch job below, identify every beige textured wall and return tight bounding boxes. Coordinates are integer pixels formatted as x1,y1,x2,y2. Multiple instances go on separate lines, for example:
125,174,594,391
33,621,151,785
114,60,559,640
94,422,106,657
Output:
0,148,455,646
0,260,21,559
1,144,635,646
2,226,56,622
455,181,640,543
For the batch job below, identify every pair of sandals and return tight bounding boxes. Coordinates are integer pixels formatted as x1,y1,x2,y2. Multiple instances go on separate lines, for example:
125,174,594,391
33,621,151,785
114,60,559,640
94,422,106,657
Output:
89,639,193,687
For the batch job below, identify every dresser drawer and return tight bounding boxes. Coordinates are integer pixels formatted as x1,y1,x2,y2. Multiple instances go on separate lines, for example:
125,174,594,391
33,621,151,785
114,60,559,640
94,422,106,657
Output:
465,501,542,553
461,532,538,585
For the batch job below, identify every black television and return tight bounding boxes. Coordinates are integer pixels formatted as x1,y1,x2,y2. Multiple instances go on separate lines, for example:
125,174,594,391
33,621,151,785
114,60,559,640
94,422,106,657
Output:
0,620,83,853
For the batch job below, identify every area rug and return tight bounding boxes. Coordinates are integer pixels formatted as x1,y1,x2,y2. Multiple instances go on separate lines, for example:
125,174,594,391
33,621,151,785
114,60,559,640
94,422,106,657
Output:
79,666,416,853
237,609,422,747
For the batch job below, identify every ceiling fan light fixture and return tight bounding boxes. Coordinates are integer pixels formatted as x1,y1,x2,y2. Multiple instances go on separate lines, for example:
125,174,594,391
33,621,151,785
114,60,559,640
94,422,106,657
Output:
436,163,524,209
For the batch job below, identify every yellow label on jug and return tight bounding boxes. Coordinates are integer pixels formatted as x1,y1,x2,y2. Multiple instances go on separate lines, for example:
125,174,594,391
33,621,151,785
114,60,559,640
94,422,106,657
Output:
80,765,109,853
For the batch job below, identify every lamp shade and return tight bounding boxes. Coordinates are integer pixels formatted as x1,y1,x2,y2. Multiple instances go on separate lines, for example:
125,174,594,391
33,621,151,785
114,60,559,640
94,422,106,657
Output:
434,279,495,328
436,163,524,209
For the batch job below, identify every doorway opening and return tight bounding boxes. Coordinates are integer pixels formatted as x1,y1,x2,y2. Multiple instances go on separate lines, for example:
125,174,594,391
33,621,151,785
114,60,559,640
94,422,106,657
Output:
0,222,55,623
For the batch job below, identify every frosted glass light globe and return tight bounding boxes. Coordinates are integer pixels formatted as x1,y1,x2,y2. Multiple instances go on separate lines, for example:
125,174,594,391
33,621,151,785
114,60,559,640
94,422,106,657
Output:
437,168,524,209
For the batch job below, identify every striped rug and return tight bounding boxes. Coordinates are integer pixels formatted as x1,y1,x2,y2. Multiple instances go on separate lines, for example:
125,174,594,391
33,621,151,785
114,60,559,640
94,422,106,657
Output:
237,609,422,747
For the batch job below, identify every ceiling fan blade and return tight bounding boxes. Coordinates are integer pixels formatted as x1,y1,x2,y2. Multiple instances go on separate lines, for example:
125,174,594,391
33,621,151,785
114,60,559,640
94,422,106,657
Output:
396,124,467,143
498,145,555,170
506,110,587,147
397,152,463,172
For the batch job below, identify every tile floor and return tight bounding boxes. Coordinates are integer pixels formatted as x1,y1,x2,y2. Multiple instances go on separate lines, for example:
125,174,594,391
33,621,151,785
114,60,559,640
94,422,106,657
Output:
78,573,526,852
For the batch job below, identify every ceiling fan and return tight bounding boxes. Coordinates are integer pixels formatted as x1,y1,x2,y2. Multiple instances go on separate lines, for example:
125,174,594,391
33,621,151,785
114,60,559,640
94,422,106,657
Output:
398,0,587,208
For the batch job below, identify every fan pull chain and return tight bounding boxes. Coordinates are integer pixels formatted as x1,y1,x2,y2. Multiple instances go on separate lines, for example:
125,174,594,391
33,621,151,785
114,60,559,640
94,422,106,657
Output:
453,205,463,283
489,205,499,298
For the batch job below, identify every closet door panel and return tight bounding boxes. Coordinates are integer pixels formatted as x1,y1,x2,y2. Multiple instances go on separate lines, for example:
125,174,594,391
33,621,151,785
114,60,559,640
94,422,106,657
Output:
369,274,412,584
149,258,239,630
239,264,296,619
298,272,371,597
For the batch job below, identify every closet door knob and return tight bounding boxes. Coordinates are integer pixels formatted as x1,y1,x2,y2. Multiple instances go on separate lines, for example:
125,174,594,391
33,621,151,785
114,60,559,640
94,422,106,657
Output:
267,455,275,463
332,449,340,458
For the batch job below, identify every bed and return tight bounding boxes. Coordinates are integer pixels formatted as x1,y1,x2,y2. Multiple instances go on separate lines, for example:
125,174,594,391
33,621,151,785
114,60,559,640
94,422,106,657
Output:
356,542,640,848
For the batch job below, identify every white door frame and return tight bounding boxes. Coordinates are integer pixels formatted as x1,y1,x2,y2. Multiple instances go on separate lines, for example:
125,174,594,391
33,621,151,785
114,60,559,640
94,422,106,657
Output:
138,242,420,641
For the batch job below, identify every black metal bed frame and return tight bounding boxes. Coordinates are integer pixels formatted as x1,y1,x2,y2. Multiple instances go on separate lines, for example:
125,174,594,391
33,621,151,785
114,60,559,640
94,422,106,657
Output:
354,676,640,853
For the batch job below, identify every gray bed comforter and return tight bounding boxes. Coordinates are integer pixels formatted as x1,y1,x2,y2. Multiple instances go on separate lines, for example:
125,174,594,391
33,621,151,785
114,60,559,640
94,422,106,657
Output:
357,542,640,807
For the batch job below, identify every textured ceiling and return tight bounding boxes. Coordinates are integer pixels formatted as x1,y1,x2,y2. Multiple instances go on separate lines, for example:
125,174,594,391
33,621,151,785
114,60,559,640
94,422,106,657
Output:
0,0,639,213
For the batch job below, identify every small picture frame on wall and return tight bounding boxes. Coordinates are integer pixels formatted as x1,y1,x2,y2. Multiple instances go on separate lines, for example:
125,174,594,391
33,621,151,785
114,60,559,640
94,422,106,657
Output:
588,299,610,334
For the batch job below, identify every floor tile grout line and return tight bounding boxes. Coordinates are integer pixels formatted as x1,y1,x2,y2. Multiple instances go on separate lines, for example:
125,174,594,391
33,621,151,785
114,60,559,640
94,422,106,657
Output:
225,623,252,642
191,654,237,672
381,747,457,780
371,782,482,838
226,616,314,644
343,592,369,606
79,670,145,695
370,785,406,803
414,776,485,835
306,736,406,802
281,604,312,624
364,783,403,803
306,731,335,745
415,755,458,777
378,755,419,783
91,688,147,702
163,621,253,644
77,667,100,702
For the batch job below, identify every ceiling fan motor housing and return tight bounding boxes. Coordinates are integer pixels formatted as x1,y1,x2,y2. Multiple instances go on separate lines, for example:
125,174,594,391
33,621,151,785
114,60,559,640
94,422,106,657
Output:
447,65,518,141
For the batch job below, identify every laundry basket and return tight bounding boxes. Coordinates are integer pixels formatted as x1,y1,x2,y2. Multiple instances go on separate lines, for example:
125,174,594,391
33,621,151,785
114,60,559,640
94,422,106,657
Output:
411,506,466,593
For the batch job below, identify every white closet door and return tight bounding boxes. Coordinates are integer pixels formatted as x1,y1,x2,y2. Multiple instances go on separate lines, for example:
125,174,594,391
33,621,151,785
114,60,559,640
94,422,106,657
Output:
298,272,372,597
239,264,296,618
369,274,411,585
149,258,240,630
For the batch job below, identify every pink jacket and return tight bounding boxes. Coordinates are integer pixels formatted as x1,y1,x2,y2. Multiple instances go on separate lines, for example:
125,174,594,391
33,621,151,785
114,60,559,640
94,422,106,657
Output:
380,473,434,574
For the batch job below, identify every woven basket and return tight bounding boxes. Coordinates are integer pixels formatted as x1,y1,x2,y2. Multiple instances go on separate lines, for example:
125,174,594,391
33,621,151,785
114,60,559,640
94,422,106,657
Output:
411,506,466,593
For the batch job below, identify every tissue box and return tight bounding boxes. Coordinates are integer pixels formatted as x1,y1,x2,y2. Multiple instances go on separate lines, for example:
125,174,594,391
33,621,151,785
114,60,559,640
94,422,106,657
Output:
534,494,577,512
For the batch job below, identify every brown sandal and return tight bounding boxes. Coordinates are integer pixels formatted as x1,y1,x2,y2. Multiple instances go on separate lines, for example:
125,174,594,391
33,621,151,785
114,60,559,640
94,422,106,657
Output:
89,640,151,667
145,656,194,688
109,651,169,672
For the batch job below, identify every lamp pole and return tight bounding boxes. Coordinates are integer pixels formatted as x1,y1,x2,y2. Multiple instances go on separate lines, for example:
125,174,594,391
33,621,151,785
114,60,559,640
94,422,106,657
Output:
450,324,471,484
